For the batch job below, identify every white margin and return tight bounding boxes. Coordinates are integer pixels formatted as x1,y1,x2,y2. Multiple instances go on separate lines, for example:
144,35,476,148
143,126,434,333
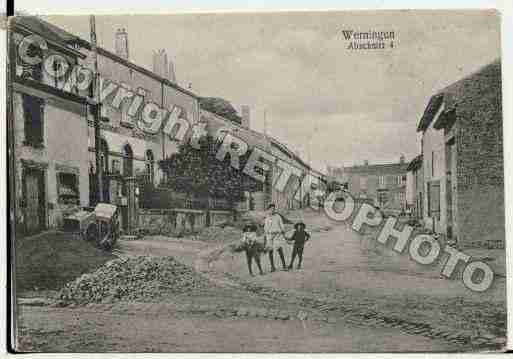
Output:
1,0,512,357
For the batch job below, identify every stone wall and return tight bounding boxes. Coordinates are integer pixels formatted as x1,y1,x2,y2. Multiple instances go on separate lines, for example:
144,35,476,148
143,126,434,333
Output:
138,208,215,236
209,210,233,226
455,70,504,248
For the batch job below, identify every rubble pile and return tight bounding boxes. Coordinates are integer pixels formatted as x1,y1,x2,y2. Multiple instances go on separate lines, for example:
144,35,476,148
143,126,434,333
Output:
59,256,209,305
135,222,184,237
194,225,241,242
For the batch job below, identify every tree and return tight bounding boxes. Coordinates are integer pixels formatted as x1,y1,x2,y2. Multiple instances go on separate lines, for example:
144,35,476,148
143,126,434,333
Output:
159,135,263,205
199,97,242,125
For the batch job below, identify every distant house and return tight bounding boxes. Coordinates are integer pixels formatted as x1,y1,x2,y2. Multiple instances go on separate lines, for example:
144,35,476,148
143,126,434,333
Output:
416,60,503,248
334,157,408,214
406,154,423,219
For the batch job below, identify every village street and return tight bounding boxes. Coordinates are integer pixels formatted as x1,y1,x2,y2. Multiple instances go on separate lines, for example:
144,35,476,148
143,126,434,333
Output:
15,209,506,352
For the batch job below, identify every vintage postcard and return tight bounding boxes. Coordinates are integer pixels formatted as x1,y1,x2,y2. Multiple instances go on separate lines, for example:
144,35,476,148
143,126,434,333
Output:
7,10,506,352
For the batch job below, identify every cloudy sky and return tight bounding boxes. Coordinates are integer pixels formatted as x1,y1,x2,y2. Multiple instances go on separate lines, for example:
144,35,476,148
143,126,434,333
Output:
48,11,500,172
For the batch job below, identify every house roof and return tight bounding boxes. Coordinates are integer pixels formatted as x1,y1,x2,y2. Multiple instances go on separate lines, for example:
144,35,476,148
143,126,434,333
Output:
96,47,200,99
12,16,86,46
406,154,423,172
201,108,325,178
417,59,501,132
344,162,408,175
13,16,326,180
269,138,311,170
12,16,200,99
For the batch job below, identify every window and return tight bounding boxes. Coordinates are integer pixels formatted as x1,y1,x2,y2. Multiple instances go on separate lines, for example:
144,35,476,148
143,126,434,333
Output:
427,181,440,220
431,151,435,177
100,103,108,121
17,42,43,81
399,192,406,208
52,60,63,87
22,94,44,147
145,150,155,185
123,86,145,128
378,175,386,187
359,176,368,190
57,172,79,205
377,190,388,207
112,159,120,174
97,78,109,122
123,143,134,177
396,175,406,186
99,139,109,173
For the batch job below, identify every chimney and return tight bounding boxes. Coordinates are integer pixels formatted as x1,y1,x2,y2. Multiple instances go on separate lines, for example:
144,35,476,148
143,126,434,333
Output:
364,160,369,166
400,154,405,164
241,105,250,128
168,59,176,83
152,49,168,79
115,28,129,59
152,49,177,83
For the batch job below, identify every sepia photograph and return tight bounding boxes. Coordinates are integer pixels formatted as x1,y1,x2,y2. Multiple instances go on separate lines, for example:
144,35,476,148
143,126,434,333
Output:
6,9,506,352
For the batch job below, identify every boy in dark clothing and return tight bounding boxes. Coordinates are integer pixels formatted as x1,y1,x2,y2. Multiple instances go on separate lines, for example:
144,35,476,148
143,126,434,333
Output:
288,222,310,270
241,224,264,276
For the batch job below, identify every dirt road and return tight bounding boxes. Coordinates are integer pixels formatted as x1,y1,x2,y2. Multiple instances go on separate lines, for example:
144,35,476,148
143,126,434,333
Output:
210,215,506,350
15,214,505,352
18,301,455,352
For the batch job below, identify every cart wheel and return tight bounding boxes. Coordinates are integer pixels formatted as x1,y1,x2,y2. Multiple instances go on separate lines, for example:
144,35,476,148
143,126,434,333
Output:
85,223,98,242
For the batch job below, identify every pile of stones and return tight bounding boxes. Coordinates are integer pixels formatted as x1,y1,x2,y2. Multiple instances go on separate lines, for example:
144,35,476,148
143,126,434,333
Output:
58,256,210,305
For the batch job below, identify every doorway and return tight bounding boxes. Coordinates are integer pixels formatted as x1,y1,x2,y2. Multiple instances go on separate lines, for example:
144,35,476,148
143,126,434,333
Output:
22,167,46,235
446,137,456,241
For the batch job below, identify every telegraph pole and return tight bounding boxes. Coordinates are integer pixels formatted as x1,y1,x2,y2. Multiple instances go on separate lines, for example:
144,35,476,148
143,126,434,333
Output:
263,109,273,207
90,15,103,203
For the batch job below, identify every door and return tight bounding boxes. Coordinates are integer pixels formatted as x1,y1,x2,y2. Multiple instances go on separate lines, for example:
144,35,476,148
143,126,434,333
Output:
23,168,45,234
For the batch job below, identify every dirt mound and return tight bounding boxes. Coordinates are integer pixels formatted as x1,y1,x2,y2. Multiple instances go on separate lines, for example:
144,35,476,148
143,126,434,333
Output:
16,231,116,293
59,256,209,305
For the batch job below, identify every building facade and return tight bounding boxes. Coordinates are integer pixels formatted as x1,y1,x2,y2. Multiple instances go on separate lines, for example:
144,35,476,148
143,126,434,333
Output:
417,60,503,248
10,17,91,235
333,157,408,214
9,17,200,234
84,40,199,204
10,16,320,237
406,154,423,219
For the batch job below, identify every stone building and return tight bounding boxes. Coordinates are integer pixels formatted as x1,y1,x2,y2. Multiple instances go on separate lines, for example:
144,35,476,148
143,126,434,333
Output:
84,31,199,202
333,157,408,214
10,16,318,236
9,16,200,234
416,60,503,248
9,17,91,235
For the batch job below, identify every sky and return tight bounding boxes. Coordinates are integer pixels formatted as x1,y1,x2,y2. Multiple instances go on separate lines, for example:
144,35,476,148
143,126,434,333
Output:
46,10,500,172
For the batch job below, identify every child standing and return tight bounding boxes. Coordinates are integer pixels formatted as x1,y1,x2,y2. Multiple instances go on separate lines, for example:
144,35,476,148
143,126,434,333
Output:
241,224,264,276
288,222,310,270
